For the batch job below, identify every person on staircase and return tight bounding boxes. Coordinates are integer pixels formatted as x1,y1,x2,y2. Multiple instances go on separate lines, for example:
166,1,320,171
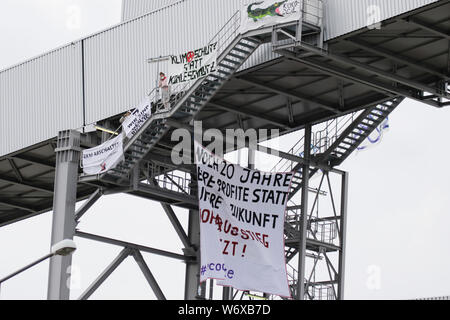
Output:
158,72,171,112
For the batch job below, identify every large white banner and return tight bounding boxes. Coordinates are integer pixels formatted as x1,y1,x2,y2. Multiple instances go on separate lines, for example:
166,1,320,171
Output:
122,97,152,139
168,42,218,85
195,142,293,298
240,0,302,34
82,133,124,175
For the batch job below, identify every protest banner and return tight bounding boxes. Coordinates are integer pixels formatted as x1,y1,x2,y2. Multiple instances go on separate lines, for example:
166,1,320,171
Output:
240,0,302,34
168,42,218,85
82,133,124,175
195,141,293,298
122,96,152,139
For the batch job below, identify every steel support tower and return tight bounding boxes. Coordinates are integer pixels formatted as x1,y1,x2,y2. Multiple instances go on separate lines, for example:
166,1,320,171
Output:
0,0,448,300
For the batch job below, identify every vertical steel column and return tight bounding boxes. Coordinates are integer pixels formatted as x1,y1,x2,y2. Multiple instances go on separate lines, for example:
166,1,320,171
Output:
47,130,81,300
337,172,349,300
222,287,232,300
185,173,204,300
184,207,203,300
248,147,256,170
132,250,166,300
297,124,311,300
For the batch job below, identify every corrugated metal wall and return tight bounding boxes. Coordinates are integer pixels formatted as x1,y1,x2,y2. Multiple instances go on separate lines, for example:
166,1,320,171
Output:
122,0,439,41
0,43,84,157
0,0,439,157
84,0,281,124
122,0,322,24
323,0,439,40
122,0,185,21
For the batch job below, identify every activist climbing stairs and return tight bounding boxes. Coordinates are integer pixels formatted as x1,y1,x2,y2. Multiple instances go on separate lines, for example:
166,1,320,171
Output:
104,13,263,182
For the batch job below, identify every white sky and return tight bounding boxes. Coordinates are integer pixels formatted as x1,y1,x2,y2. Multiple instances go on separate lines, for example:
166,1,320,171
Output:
0,0,449,300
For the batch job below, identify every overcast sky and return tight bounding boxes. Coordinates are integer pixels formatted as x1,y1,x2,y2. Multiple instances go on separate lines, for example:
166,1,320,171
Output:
0,0,449,300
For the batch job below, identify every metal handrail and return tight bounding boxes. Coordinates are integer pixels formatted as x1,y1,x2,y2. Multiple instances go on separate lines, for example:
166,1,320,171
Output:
271,111,361,173
121,10,244,154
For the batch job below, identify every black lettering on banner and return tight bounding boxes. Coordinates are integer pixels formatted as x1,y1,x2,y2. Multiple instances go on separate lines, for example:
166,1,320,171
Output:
230,204,280,229
240,169,293,188
169,42,218,85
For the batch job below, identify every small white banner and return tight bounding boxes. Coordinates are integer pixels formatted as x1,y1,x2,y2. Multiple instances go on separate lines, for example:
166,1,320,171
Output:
240,0,302,34
168,42,218,85
122,97,152,139
195,142,293,298
82,133,124,175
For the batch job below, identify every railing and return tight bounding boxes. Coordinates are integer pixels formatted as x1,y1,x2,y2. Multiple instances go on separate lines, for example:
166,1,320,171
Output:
309,220,338,244
129,0,326,131
286,262,299,290
303,0,324,27
142,161,192,195
146,10,242,118
285,258,337,301
285,210,338,246
308,284,335,300
155,171,192,195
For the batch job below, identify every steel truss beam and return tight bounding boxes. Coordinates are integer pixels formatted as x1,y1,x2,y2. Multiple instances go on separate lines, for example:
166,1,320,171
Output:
134,182,197,206
75,231,189,261
0,174,54,194
75,189,102,222
297,124,311,300
131,250,166,300
277,45,444,108
78,246,167,300
346,38,450,81
208,101,292,129
10,154,56,169
160,203,192,250
0,198,37,213
79,247,131,300
285,168,348,300
7,159,23,182
236,77,342,114
404,16,450,40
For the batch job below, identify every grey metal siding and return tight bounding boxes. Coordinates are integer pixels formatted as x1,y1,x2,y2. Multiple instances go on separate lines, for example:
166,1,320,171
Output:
85,0,280,124
323,0,439,40
0,0,439,157
121,0,440,41
0,43,84,157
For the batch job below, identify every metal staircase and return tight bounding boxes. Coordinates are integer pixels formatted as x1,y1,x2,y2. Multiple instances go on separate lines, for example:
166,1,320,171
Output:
271,96,405,299
318,96,405,167
89,11,264,183
78,3,406,300
273,96,404,199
